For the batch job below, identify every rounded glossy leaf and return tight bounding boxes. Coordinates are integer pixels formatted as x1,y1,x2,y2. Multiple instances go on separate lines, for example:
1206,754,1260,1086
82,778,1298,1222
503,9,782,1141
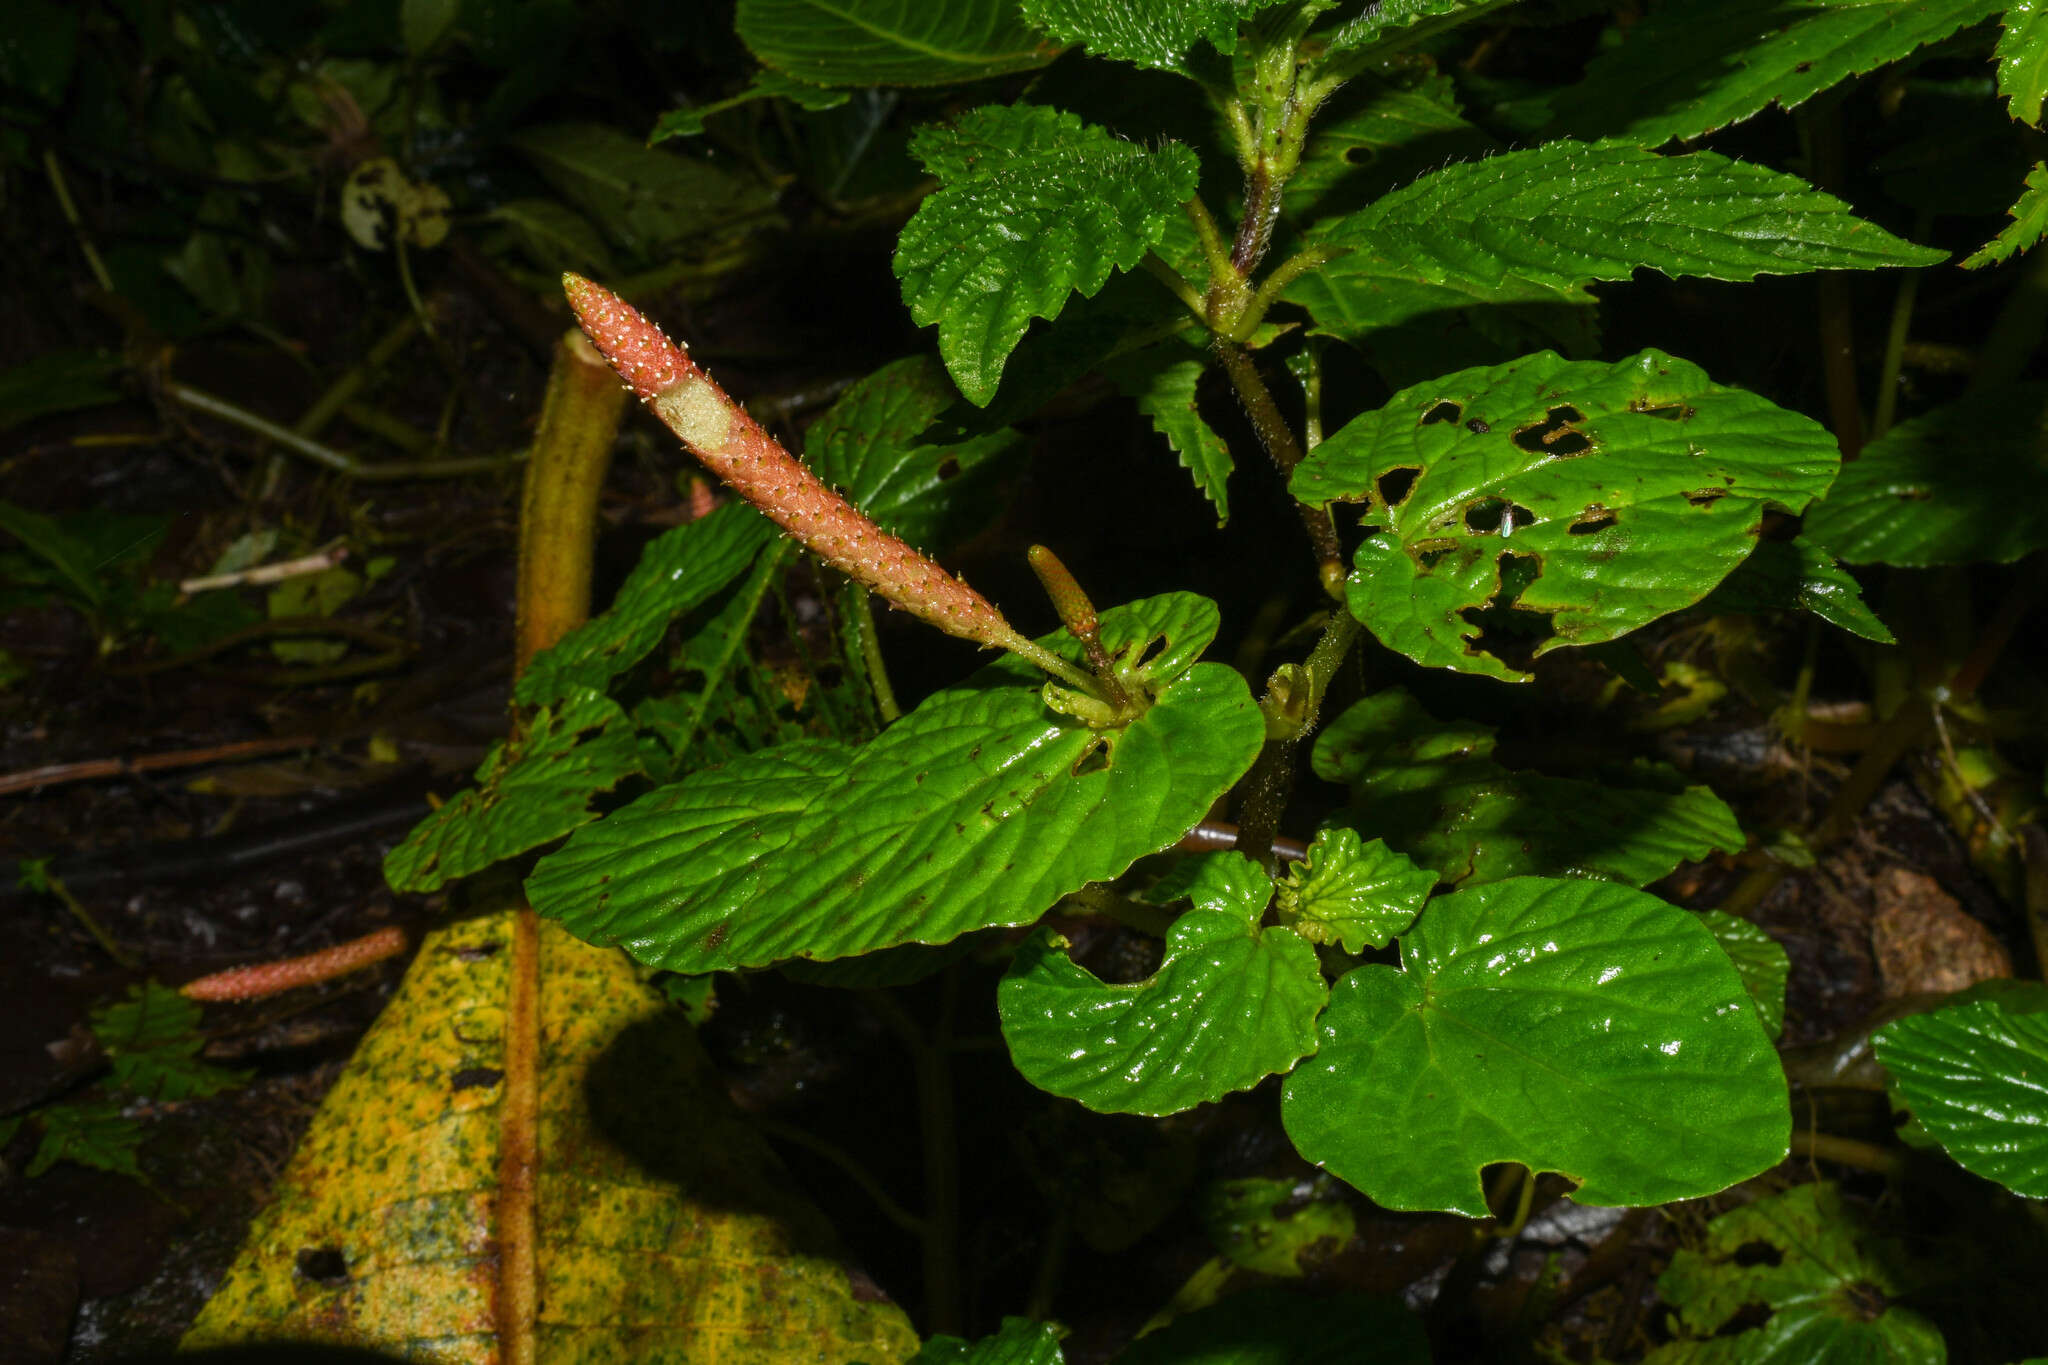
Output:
1116,1288,1427,1365
1874,982,2048,1197
1275,826,1436,952
1282,877,1787,1216
914,1316,1064,1365
1291,350,1840,679
1000,853,1325,1116
528,596,1263,973
1805,384,2048,567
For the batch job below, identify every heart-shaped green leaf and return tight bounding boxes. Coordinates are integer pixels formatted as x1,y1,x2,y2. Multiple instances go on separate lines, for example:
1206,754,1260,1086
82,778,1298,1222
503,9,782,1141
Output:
894,104,1200,405
999,852,1325,1116
1805,384,2048,567
1274,827,1436,952
1282,877,1787,1216
1290,350,1841,678
1313,688,1743,887
1874,982,2048,1197
527,596,1263,973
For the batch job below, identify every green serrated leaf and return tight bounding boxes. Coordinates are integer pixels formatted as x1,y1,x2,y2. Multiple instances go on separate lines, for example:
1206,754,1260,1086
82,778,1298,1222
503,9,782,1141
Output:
1314,688,1744,887
736,0,1059,87
1100,346,1233,524
0,350,124,434
1964,162,2048,269
1555,0,2005,147
1200,1175,1356,1277
507,123,777,259
1699,537,1894,643
1647,1183,1946,1365
1698,911,1789,1041
913,1316,1065,1365
1282,877,1788,1216
2001,1,2048,126
1289,143,1942,354
1018,0,1263,74
1275,826,1436,952
1320,0,1522,62
0,499,107,608
384,689,644,894
517,502,776,707
894,104,1201,405
1286,75,1494,228
802,355,1025,549
19,1097,145,1180
93,982,248,1102
528,596,1263,973
1292,349,1841,679
652,67,850,142
1874,983,2048,1197
1805,383,2048,567
1116,1288,1429,1365
999,851,1324,1116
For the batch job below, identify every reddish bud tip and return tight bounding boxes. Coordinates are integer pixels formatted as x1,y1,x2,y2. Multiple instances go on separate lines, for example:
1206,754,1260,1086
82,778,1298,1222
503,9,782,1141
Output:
562,273,689,401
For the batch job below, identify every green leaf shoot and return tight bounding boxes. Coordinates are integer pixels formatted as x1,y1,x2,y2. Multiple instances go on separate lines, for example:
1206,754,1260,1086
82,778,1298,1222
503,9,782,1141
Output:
1274,826,1436,952
1964,162,2048,269
2000,2,2048,127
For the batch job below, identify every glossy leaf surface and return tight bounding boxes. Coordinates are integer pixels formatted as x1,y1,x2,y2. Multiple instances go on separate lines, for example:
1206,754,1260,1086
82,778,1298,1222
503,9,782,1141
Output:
1698,538,1893,643
1018,0,1268,73
1805,384,2048,566
1291,350,1841,678
517,502,775,706
1116,1288,1428,1365
999,852,1325,1116
1320,0,1519,62
735,0,1057,86
528,596,1263,973
1282,878,1787,1215
894,104,1200,404
1964,162,2048,269
1699,911,1789,1041
1274,826,1436,952
1649,1183,1945,1364
1285,76,1492,228
1315,689,1742,887
1874,983,2048,1197
1556,0,2004,147
914,1316,1065,1364
2001,2,2048,127
384,689,643,894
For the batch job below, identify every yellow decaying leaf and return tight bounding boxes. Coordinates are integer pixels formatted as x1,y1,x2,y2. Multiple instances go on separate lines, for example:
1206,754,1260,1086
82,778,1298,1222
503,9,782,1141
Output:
184,908,917,1363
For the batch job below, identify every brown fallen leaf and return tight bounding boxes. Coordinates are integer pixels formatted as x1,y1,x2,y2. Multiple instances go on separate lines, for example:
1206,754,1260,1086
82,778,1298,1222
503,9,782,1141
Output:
1871,865,2012,998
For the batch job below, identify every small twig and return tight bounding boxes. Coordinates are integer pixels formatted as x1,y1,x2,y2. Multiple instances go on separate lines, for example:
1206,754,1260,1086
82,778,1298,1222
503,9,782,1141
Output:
1791,1129,1905,1175
106,614,413,677
0,734,317,798
18,859,137,967
168,381,525,480
179,541,348,594
181,925,411,1001
43,149,115,294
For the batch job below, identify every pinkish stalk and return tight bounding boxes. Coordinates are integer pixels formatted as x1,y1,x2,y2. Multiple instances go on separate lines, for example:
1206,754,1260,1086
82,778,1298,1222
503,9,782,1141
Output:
561,274,1093,691
182,925,409,1002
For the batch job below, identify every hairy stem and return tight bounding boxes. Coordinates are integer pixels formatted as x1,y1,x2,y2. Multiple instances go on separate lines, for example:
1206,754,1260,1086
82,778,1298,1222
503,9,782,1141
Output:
1213,342,1345,594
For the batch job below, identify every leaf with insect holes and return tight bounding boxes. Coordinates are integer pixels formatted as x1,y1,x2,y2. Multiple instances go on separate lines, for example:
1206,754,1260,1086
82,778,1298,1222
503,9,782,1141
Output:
1290,350,1841,680
736,0,1059,86
2001,2,2048,127
1965,163,2048,269
1282,877,1788,1216
1553,0,2005,147
517,502,776,707
1099,342,1234,524
801,355,1025,551
894,104,1200,405
1314,688,1744,888
999,852,1326,1116
1287,143,1942,351
1017,0,1288,74
1698,538,1893,643
1805,384,2048,567
1874,982,2048,1197
913,1316,1066,1365
1274,826,1436,953
384,689,644,894
1698,911,1789,1041
527,595,1263,973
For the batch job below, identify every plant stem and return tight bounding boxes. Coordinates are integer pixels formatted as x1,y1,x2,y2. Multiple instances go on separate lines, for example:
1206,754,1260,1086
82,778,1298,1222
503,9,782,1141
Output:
0,734,317,798
515,332,627,676
1213,342,1345,592
1870,210,1932,441
169,382,526,480
1790,1130,1905,1175
32,865,137,967
841,581,901,725
1236,611,1361,870
1140,251,1206,320
1801,104,1864,459
43,149,114,294
756,1118,926,1238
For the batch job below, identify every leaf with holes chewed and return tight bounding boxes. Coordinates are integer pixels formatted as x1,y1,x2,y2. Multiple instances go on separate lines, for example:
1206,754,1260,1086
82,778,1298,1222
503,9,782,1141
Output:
1274,826,1437,953
1806,383,2048,567
1281,878,1788,1216
1964,162,2048,269
801,355,1025,552
517,502,775,706
2001,2,2048,127
1313,688,1743,887
1290,350,1841,680
999,852,1325,1116
1286,143,1942,353
893,104,1201,405
735,0,1058,86
914,1316,1066,1365
1698,911,1789,1041
1553,0,2005,148
1698,538,1893,643
1646,1183,1945,1365
1018,0,1286,73
1874,982,2048,1198
1117,1288,1429,1365
384,689,644,894
527,595,1262,973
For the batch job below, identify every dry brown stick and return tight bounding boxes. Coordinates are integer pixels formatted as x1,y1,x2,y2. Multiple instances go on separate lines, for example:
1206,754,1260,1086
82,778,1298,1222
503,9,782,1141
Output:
0,734,319,798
